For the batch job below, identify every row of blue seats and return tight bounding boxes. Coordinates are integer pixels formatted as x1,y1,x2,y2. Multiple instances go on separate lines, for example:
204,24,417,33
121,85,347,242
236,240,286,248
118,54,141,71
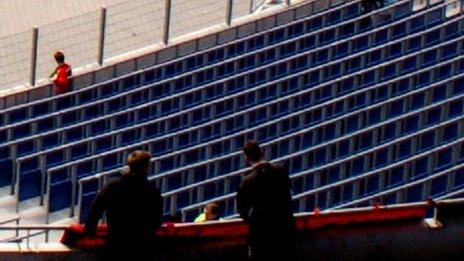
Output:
6,0,450,215
179,139,464,220
28,42,460,188
154,103,464,209
17,44,464,184
175,141,464,219
0,0,416,152
35,47,463,196
0,2,403,178
320,161,464,211
48,79,464,213
0,0,366,128
0,1,440,193
11,8,464,199
70,0,454,219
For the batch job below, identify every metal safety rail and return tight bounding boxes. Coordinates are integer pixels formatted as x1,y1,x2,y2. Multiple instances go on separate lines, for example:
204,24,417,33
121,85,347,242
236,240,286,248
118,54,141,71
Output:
0,225,68,245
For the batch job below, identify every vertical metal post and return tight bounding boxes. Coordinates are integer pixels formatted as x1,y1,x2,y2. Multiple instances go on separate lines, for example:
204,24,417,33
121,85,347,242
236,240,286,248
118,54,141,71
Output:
30,26,39,87
26,230,30,248
286,0,291,6
163,0,172,45
226,0,234,26
250,0,254,13
98,6,107,66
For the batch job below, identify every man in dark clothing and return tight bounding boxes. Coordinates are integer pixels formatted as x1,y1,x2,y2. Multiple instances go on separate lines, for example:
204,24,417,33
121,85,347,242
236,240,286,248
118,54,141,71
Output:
376,0,385,8
84,150,163,260
236,141,296,261
362,0,385,13
361,0,373,13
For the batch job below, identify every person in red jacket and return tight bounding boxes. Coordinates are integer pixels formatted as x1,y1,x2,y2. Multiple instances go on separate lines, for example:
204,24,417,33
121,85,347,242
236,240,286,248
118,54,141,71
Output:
49,51,72,95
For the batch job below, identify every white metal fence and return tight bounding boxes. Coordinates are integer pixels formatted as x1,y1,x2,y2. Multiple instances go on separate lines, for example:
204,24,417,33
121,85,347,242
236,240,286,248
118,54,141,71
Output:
0,0,279,92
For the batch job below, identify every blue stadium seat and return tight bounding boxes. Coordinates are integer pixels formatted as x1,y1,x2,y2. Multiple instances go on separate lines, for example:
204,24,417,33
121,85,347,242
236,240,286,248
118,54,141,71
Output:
410,15,426,33
13,124,31,140
66,127,84,142
412,157,429,179
430,175,447,197
19,169,42,200
387,166,405,188
71,143,89,161
75,162,92,179
32,102,51,118
435,148,452,171
101,154,120,171
406,184,423,203
442,123,458,142
8,108,28,125
366,175,380,195
0,159,13,187
419,131,435,152
49,180,73,212
17,140,35,157
79,191,97,223
424,29,441,47
95,136,113,153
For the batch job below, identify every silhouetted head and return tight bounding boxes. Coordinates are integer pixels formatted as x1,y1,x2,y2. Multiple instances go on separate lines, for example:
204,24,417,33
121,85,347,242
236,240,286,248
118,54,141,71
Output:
54,51,65,64
127,150,152,176
243,140,264,165
204,203,220,221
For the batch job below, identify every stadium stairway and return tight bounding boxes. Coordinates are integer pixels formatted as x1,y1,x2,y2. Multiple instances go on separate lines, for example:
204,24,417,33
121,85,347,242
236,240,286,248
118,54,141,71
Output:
1,0,464,240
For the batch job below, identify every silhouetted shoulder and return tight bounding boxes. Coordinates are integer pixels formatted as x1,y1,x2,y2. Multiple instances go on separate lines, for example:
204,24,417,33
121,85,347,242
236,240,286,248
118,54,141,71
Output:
240,170,259,188
272,163,285,171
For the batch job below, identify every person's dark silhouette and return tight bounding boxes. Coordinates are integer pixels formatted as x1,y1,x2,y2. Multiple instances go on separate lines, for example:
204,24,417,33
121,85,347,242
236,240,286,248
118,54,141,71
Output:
236,141,296,260
362,0,385,13
375,0,385,8
361,0,372,13
84,150,162,260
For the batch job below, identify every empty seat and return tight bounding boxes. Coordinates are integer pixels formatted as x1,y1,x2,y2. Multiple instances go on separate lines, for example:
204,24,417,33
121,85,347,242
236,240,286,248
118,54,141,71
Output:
49,181,73,212
430,175,447,197
8,107,29,124
0,159,13,187
19,169,42,201
406,184,423,203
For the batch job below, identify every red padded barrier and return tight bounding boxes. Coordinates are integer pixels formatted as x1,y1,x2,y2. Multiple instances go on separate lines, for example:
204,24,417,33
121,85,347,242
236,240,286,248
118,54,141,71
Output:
61,204,428,248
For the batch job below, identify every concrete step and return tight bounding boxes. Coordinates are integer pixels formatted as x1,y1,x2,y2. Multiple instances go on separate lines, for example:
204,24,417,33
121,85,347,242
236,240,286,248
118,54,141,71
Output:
0,193,20,241
0,195,17,217
19,206,47,225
